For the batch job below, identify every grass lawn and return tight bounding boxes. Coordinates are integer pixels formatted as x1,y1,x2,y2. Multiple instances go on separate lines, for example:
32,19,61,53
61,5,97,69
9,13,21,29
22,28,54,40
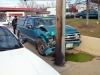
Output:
66,19,100,38
65,52,94,62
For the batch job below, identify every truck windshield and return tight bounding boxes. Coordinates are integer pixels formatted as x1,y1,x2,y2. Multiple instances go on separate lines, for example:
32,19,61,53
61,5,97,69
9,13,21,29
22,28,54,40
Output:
34,18,55,27
0,26,23,51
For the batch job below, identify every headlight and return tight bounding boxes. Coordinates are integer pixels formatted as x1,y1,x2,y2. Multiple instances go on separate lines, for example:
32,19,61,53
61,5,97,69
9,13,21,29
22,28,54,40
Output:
65,36,70,39
75,34,80,39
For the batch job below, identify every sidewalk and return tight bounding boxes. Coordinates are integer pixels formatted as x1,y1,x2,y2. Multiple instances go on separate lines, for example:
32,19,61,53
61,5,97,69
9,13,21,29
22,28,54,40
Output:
42,52,100,75
24,42,100,75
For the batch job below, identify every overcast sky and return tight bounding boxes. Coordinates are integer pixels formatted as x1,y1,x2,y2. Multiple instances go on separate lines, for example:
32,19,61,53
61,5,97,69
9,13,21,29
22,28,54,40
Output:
0,0,84,7
0,0,19,7
0,0,56,7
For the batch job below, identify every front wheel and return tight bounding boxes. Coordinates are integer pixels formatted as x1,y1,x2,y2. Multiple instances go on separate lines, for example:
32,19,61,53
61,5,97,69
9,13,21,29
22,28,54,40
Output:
37,38,47,56
17,31,23,42
17,31,22,38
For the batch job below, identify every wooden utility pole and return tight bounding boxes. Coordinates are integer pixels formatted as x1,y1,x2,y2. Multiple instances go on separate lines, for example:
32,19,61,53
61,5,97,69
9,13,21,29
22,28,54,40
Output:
55,0,65,66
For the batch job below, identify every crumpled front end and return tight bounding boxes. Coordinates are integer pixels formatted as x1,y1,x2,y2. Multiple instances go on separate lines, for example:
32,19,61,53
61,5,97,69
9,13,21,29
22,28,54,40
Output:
44,36,56,56
44,31,56,56
40,25,81,56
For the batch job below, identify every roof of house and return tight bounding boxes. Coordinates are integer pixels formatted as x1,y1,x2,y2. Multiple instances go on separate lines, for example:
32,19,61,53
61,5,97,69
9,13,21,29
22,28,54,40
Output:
0,7,50,14
36,10,50,14
0,7,37,12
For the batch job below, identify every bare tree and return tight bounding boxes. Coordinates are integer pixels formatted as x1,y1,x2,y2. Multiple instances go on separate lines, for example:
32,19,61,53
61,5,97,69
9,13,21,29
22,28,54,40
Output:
39,4,47,9
48,2,51,8
51,1,56,7
18,0,38,8
67,0,91,25
86,0,89,25
38,1,56,9
18,0,52,9
18,0,39,16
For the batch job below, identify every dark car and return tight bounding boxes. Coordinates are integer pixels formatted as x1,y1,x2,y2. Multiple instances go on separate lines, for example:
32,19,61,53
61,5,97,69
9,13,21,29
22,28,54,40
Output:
75,9,98,19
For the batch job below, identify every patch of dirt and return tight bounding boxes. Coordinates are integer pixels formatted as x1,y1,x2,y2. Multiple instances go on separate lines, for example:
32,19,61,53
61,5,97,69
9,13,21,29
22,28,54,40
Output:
78,24,97,29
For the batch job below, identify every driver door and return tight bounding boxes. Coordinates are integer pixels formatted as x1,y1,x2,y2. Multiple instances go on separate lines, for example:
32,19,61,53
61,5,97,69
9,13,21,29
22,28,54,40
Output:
25,18,36,41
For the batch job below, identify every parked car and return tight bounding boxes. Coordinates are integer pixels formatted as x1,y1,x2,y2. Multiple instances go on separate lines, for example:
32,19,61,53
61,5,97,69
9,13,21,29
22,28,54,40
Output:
17,16,81,56
0,19,11,25
75,9,98,19
0,24,60,75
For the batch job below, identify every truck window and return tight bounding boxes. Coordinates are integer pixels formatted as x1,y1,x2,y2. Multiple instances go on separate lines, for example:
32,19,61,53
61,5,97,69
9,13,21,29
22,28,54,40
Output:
27,18,33,25
81,10,85,14
34,18,54,27
17,19,25,26
89,9,97,14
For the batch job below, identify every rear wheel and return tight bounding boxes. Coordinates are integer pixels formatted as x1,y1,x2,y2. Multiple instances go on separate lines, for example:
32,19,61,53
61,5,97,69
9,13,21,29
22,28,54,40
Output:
36,38,47,56
79,16,83,19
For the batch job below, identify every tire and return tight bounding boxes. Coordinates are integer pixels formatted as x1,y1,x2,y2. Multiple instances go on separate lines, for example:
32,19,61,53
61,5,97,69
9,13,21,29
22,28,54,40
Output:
17,31,21,38
79,16,83,19
17,31,23,42
36,38,47,56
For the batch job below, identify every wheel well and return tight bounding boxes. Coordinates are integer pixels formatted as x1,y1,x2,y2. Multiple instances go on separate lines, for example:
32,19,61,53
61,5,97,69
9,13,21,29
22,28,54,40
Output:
36,36,47,43
79,15,83,18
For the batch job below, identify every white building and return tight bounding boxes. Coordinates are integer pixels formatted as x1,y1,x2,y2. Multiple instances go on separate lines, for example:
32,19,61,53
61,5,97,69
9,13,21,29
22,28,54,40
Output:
47,7,73,16
47,8,56,15
76,5,86,12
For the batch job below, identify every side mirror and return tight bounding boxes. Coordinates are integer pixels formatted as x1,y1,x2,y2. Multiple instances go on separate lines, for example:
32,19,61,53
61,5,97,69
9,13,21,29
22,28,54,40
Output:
19,37,28,44
26,24,33,29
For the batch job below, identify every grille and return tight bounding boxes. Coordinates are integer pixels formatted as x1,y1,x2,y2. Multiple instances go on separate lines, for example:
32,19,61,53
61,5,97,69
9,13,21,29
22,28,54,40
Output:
65,33,80,41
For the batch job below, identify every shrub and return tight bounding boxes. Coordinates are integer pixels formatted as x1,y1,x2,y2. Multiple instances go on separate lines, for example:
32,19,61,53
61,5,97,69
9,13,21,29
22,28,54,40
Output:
66,14,74,19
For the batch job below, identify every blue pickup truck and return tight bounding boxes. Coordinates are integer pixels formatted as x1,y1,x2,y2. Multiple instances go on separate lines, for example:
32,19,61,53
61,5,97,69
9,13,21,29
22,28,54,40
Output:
17,16,81,56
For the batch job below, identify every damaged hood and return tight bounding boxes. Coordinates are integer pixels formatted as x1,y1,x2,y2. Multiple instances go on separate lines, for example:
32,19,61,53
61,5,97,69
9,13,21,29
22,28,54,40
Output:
41,25,56,36
40,25,79,35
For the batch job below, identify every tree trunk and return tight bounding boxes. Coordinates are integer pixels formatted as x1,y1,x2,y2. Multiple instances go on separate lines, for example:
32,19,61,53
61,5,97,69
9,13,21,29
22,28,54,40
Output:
86,0,89,25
